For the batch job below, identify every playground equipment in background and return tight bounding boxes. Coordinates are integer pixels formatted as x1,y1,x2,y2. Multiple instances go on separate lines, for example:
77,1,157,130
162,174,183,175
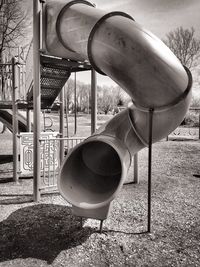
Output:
26,53,71,109
19,135,85,189
25,41,92,110
42,0,192,224
0,30,92,182
42,110,54,132
0,109,28,132
19,132,59,176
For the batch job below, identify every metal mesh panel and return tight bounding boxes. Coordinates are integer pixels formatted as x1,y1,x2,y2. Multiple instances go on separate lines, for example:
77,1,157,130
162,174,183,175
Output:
41,77,65,89
26,55,92,109
41,88,58,98
40,56,71,107
42,66,69,77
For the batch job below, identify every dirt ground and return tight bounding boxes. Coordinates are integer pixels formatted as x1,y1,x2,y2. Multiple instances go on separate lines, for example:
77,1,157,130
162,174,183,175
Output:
0,135,199,266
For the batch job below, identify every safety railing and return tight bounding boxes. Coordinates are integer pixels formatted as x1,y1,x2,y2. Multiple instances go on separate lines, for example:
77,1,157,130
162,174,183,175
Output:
19,133,85,190
39,136,85,191
39,136,139,191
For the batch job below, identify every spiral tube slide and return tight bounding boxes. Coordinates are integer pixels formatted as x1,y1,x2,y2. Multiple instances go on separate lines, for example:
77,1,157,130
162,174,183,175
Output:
44,0,192,220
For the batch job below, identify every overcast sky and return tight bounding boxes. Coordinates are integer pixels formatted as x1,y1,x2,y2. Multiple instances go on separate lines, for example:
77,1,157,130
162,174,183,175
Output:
94,0,200,38
76,0,200,85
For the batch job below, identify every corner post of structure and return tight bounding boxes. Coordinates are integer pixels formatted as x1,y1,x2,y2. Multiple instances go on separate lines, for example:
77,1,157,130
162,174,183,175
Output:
147,108,154,233
33,0,41,202
91,68,97,134
59,88,65,162
12,57,19,183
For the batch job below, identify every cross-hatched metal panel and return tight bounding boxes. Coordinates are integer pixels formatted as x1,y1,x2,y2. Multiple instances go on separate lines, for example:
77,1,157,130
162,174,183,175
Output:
41,77,65,89
41,66,69,77
26,55,74,109
41,88,58,98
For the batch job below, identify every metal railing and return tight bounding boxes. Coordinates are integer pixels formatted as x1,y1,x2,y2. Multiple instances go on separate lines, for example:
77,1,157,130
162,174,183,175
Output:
25,40,33,94
39,136,85,191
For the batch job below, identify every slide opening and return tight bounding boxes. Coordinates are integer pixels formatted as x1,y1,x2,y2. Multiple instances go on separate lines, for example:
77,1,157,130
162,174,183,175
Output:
59,141,123,208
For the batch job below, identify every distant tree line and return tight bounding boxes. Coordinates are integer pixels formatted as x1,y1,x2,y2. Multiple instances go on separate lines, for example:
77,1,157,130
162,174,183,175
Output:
64,78,130,115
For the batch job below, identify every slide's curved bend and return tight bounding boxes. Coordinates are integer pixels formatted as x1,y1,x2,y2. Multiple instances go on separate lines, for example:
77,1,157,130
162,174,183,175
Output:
45,0,192,219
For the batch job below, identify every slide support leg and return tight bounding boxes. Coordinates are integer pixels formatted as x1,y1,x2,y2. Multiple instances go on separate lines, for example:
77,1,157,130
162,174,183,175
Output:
147,108,154,233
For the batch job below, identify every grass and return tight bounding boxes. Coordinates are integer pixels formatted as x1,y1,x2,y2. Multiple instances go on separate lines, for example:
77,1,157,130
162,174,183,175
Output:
0,117,200,266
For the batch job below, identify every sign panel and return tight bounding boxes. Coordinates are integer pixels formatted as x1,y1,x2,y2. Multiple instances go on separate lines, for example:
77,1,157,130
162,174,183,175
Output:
20,132,59,175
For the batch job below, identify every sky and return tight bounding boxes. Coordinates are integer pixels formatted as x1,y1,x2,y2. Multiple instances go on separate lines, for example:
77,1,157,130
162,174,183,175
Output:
25,0,200,86
75,0,200,86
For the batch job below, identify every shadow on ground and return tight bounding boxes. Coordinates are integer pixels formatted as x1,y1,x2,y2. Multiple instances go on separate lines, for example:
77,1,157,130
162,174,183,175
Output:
0,195,33,205
0,204,94,264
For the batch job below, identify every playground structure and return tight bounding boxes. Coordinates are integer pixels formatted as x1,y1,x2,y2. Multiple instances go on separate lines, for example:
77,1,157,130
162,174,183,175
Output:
40,0,192,230
0,0,195,232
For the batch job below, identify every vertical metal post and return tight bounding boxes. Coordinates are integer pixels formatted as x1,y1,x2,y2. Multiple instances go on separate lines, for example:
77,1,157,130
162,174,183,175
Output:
26,109,31,132
60,88,64,162
91,68,97,134
65,94,69,137
22,65,26,100
17,64,20,99
12,57,19,183
33,0,41,202
133,153,139,183
199,112,200,140
99,220,103,234
147,108,154,233
43,110,46,131
74,72,77,135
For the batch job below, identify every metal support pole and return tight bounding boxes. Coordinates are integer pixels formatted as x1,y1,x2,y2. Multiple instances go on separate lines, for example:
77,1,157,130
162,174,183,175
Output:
43,110,46,131
74,72,77,135
33,0,41,202
60,88,65,162
147,108,154,233
26,108,32,132
91,69,97,134
12,57,19,183
199,112,200,140
65,89,69,137
133,153,139,183
99,220,103,233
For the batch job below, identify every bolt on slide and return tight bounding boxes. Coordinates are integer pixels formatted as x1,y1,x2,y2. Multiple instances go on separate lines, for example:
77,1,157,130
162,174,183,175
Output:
44,0,192,220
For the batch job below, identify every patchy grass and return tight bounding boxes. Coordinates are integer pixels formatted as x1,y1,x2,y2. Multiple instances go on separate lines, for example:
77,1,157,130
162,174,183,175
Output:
0,136,200,266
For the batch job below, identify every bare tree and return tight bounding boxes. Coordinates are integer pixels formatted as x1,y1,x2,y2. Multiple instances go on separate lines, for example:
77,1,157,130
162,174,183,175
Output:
0,0,27,62
163,27,200,69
